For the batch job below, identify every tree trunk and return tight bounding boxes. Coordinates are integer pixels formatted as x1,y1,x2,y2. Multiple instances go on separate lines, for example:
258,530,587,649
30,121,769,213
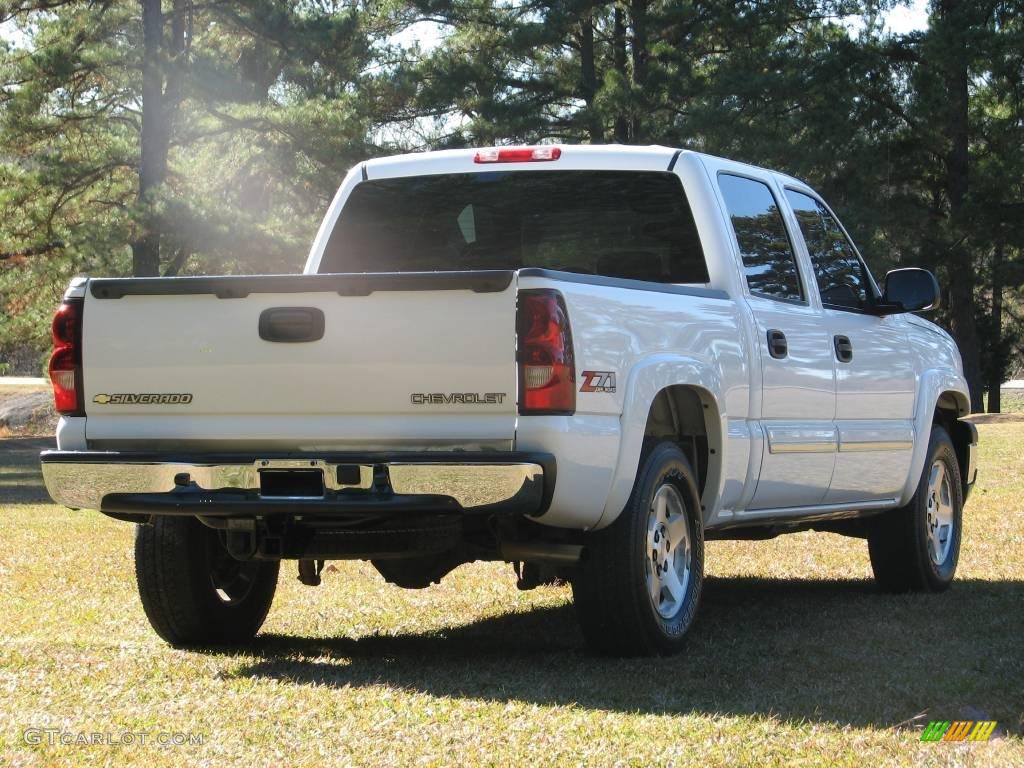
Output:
987,242,1004,413
938,0,983,412
133,0,164,277
612,6,629,143
579,10,603,143
629,0,648,142
133,0,189,277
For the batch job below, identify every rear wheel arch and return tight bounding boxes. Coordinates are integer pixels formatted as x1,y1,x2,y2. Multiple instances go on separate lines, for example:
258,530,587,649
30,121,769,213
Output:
643,385,721,505
598,359,725,529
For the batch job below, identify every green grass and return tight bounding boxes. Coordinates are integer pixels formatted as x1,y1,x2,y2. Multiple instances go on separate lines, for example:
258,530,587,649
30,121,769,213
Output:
984,389,1024,414
1,428,1022,767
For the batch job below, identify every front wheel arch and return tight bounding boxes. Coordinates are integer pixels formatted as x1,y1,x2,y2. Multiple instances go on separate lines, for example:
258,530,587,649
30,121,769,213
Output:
900,376,970,506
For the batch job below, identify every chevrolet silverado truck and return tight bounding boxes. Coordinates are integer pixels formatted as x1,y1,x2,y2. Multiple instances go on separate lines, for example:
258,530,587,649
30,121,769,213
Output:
41,145,978,655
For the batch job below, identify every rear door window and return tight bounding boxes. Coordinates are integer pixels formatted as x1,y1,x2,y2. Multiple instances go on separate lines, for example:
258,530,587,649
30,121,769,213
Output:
319,171,710,284
784,189,875,310
718,174,804,303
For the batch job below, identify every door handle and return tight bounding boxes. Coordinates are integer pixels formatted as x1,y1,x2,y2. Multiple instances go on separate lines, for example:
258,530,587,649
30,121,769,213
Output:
766,329,788,359
259,307,325,343
834,334,853,363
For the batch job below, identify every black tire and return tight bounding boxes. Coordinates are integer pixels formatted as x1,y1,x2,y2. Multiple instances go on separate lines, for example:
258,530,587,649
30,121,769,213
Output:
572,441,704,656
134,517,279,647
868,425,963,592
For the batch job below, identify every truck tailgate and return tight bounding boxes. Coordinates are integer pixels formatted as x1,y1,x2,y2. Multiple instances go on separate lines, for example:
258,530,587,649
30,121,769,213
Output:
80,272,517,450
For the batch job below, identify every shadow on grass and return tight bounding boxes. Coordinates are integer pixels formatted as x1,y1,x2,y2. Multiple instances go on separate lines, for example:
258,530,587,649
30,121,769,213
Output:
3,435,1019,731
227,576,1023,732
0,437,54,504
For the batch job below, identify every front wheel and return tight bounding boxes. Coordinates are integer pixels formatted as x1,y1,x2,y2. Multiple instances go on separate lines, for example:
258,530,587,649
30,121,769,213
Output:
868,425,963,592
134,517,279,646
572,441,705,656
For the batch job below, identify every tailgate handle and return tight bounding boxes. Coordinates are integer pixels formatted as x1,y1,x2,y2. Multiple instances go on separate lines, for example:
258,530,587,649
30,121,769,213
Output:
259,307,325,343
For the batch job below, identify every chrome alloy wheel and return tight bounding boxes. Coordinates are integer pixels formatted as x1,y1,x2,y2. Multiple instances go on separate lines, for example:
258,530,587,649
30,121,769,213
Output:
645,482,692,619
925,459,955,566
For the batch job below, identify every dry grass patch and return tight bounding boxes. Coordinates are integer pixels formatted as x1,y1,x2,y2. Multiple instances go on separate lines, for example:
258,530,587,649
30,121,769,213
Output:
1,426,1021,767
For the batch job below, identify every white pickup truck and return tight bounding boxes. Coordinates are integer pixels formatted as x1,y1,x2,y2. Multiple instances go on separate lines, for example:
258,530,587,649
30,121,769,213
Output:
41,145,977,655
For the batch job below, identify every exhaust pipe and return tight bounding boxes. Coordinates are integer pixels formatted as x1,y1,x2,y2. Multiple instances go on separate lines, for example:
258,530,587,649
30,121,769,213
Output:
499,541,582,565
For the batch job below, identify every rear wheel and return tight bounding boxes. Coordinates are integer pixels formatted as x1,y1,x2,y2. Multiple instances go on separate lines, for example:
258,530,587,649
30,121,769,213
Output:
135,517,279,646
572,442,704,656
868,426,963,592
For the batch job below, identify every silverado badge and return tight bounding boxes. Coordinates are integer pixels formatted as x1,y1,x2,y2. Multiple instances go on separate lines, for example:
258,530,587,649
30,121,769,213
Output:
93,393,194,405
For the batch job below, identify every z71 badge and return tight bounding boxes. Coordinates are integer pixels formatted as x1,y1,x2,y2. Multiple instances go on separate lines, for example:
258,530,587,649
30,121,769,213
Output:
93,393,193,405
580,371,616,393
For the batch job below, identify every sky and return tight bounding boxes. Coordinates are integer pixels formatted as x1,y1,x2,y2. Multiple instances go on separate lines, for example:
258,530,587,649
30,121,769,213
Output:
879,0,931,35
846,0,931,36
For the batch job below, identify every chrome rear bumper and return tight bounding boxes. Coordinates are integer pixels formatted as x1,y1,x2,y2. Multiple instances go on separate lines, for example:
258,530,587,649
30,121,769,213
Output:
40,451,552,518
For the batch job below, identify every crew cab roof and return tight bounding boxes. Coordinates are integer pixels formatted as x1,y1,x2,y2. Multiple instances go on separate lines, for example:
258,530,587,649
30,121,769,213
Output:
363,144,681,179
361,144,809,191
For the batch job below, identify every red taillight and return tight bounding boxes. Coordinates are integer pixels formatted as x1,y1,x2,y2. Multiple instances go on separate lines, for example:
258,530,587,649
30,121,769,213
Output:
517,290,575,415
474,146,562,164
49,300,83,415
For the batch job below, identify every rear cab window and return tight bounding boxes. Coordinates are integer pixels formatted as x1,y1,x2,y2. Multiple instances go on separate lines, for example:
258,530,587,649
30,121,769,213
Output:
319,171,710,285
717,174,804,303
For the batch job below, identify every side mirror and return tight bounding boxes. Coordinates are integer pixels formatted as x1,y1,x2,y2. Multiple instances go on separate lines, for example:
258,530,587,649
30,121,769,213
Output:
879,268,940,314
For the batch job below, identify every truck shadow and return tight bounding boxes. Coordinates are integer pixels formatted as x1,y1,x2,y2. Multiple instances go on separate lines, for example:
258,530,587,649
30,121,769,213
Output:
0,437,54,504
233,575,1023,733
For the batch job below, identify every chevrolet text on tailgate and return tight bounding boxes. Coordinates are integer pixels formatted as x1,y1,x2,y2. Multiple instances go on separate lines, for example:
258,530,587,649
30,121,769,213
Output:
41,145,978,655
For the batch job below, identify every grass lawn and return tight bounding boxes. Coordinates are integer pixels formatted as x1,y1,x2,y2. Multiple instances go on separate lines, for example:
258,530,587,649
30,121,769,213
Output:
0,426,1021,767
